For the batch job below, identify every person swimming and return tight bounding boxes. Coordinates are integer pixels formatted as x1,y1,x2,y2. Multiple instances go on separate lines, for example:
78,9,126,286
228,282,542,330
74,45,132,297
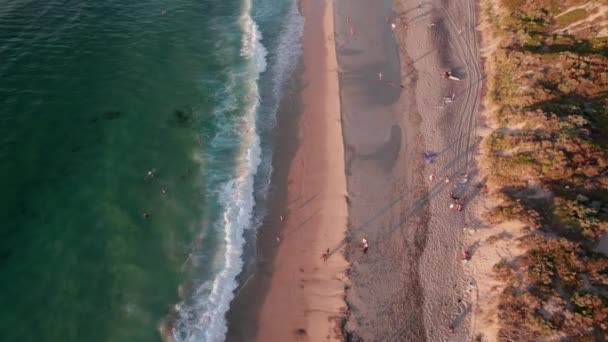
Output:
144,169,156,180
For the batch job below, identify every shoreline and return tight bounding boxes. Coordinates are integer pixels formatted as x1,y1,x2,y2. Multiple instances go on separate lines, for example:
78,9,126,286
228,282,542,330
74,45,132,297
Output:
226,0,348,340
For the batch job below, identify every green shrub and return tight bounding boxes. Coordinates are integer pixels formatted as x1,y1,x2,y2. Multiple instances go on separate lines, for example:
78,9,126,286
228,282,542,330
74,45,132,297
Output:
512,153,536,165
554,197,606,240
487,235,501,244
493,258,515,280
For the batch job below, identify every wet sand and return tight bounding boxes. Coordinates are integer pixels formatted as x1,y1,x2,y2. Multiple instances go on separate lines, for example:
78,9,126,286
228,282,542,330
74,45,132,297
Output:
226,0,348,340
252,0,348,339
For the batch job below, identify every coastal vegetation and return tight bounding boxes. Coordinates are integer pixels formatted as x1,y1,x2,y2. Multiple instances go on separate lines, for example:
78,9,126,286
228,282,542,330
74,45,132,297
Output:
480,0,608,340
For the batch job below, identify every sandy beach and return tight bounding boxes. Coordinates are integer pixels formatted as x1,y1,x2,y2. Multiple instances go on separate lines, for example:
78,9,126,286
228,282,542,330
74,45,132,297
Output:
227,0,483,340
227,0,348,340
251,0,349,339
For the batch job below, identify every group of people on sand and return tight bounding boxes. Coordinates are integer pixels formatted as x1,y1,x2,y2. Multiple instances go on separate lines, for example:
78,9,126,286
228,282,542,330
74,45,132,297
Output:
320,237,369,263
449,191,465,211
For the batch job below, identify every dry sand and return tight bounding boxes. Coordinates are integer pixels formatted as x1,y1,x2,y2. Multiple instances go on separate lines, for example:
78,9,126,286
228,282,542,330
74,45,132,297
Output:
336,0,483,340
334,0,427,339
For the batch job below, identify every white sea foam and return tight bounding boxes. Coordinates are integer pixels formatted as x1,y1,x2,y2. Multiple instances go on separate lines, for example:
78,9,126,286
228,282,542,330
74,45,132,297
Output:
170,0,306,340
171,0,268,341
269,1,304,111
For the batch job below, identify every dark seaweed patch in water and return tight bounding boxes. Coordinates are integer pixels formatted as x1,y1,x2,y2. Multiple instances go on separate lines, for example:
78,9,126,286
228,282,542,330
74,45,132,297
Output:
102,110,124,120
170,106,194,126
90,110,125,123
0,249,14,263
70,145,84,152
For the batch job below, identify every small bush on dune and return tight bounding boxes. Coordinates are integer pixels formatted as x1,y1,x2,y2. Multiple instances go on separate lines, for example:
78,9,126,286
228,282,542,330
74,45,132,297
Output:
554,197,608,240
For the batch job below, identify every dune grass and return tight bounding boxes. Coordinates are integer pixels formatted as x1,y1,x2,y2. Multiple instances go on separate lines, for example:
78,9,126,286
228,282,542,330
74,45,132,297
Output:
555,8,589,26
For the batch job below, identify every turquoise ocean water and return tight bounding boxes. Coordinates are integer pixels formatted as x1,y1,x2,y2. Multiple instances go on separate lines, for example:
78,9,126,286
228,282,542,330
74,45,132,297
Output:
0,0,302,341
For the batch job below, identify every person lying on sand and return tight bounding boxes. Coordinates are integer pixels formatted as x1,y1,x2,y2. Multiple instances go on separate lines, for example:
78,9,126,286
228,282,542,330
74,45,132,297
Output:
442,71,461,81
